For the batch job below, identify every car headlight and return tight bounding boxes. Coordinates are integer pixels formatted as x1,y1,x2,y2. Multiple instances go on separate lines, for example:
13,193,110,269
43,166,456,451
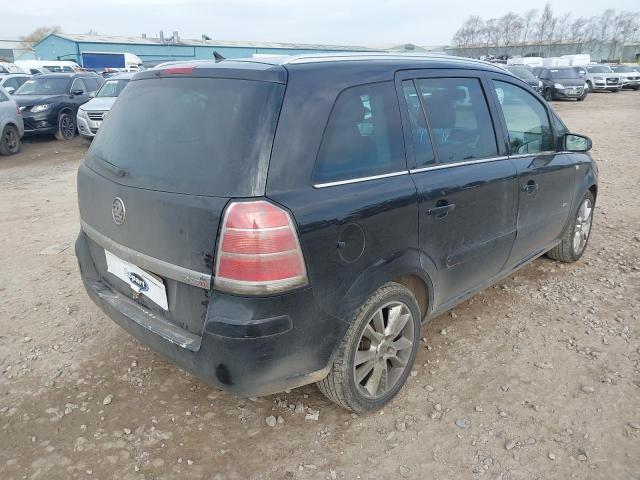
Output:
78,108,88,118
584,82,589,89
554,83,564,89
538,80,543,88
31,103,52,113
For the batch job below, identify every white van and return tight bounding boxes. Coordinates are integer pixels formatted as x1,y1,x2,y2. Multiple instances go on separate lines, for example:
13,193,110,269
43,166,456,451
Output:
542,57,571,68
507,57,543,68
15,60,81,74
561,54,591,66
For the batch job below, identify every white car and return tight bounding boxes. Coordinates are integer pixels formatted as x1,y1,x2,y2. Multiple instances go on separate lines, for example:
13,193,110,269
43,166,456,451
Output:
77,73,133,139
0,85,24,155
609,65,640,90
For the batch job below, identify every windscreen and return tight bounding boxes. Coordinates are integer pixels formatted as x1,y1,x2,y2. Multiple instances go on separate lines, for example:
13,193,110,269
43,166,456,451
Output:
550,69,579,79
586,66,611,73
85,77,285,197
508,67,536,80
96,79,130,97
15,78,69,95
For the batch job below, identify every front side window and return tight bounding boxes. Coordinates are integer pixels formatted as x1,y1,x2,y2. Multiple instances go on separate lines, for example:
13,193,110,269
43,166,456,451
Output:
493,80,554,154
314,82,405,183
416,77,498,164
71,78,87,93
401,80,435,168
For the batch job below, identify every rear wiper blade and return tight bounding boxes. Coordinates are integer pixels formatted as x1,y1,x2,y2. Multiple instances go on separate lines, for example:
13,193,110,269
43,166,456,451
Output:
94,155,128,178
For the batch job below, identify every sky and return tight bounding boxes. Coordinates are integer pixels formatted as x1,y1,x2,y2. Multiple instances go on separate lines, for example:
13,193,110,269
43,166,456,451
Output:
3,0,640,47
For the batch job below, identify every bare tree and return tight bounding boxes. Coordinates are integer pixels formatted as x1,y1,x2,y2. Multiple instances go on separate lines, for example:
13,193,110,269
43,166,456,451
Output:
20,26,62,49
536,3,555,45
521,9,538,45
499,13,523,47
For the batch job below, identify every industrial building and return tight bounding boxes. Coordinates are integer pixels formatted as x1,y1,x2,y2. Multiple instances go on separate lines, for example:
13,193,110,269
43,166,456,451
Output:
34,32,379,66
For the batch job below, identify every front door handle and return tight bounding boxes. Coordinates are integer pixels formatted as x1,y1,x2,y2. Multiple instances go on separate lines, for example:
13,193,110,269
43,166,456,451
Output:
522,180,538,194
427,200,455,219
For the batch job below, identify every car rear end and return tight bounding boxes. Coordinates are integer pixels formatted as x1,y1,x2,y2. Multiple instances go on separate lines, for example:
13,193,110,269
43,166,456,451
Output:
76,61,341,396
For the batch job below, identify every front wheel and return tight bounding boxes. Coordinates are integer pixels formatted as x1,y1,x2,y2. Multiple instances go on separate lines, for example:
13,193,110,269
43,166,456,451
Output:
0,125,21,155
547,191,594,262
544,89,553,101
577,95,586,102
317,282,421,412
55,112,76,141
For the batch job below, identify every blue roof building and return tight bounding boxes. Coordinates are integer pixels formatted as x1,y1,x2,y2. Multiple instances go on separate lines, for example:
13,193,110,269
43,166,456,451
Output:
34,33,379,66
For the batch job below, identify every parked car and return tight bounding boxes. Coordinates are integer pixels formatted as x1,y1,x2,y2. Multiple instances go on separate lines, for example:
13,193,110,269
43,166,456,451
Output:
608,65,640,90
76,54,597,412
12,73,104,140
0,62,26,74
0,73,31,94
536,67,587,101
505,66,543,92
582,65,621,92
0,85,24,155
77,73,133,139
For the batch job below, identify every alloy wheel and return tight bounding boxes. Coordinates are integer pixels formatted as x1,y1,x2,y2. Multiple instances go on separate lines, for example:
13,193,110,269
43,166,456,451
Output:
3,128,19,153
573,198,592,255
60,115,75,139
353,301,415,399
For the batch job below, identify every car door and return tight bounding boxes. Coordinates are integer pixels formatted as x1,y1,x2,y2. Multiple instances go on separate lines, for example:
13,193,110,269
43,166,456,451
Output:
487,73,575,267
397,70,518,309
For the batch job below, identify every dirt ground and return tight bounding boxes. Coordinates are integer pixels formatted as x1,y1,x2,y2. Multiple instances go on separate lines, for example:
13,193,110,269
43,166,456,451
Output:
1,92,639,480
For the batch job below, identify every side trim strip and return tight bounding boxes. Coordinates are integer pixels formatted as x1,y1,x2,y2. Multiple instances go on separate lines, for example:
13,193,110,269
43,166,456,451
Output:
80,219,212,290
313,170,409,188
409,156,509,174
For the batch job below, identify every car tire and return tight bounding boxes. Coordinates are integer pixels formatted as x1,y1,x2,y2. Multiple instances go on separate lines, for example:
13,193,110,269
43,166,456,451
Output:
577,95,586,102
316,282,421,412
55,112,77,141
633,86,639,91
611,89,619,93
0,124,21,156
544,89,553,101
547,190,595,263
586,81,593,91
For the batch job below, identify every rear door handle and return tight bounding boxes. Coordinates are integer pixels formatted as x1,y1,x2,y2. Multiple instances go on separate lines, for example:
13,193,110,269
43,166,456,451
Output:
427,201,455,219
522,180,538,194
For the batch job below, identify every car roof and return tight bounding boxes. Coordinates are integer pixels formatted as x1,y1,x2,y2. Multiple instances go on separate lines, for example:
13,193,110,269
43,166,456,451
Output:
30,72,97,79
105,72,135,80
141,53,508,84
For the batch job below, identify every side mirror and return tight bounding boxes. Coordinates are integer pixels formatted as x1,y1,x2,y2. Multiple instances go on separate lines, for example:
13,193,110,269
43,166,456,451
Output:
71,89,85,96
564,133,592,152
5,87,15,95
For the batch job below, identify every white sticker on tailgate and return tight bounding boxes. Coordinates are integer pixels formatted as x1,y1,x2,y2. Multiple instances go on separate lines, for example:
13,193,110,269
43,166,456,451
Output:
105,250,168,310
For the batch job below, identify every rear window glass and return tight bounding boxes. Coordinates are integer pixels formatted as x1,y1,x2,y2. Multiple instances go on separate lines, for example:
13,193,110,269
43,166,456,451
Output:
314,82,405,184
86,77,285,197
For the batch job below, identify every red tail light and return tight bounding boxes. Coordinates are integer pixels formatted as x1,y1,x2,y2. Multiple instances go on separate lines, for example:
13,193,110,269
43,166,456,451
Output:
214,201,308,295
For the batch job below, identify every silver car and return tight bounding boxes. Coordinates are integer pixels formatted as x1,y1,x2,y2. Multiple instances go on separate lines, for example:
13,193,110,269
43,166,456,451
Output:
0,74,31,94
582,65,621,92
609,65,640,90
0,85,24,155
77,73,133,139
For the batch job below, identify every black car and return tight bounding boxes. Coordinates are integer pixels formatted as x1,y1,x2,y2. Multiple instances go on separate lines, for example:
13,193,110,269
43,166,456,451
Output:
13,73,104,140
76,55,598,412
535,67,587,101
505,66,542,92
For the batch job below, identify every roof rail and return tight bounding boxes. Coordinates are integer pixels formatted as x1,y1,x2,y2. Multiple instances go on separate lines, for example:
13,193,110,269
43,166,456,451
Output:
282,52,496,67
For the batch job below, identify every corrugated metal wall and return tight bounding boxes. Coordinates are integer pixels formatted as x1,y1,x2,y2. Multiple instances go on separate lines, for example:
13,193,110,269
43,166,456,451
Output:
35,35,371,66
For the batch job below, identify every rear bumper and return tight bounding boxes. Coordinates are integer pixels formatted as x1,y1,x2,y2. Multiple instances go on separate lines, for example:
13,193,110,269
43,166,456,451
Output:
76,231,346,397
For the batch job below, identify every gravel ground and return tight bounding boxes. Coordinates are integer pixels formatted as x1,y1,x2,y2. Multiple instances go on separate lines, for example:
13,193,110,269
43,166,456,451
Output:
0,92,639,480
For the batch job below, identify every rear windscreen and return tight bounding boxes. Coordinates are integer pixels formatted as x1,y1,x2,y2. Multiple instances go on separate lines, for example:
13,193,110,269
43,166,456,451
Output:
85,77,285,197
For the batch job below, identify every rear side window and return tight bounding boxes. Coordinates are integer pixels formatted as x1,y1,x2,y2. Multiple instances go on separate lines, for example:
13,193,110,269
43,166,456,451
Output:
401,80,435,168
492,80,554,154
416,78,498,164
86,77,285,196
314,82,405,184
